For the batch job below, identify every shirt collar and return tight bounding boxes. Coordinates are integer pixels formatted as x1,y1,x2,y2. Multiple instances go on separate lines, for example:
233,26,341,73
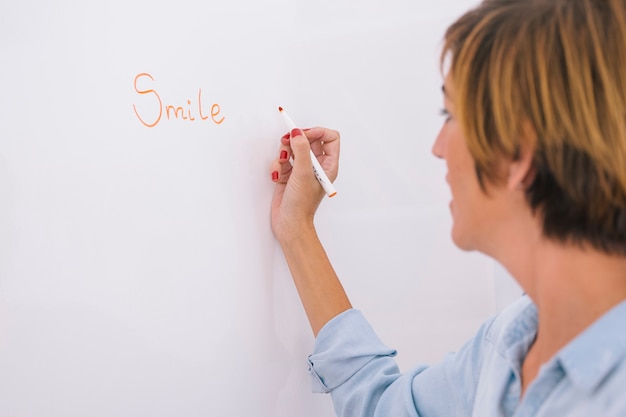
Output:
500,297,539,370
556,299,626,393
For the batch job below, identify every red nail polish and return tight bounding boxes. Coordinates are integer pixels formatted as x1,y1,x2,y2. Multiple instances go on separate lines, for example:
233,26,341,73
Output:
290,128,303,138
281,132,290,140
280,150,288,160
272,171,279,181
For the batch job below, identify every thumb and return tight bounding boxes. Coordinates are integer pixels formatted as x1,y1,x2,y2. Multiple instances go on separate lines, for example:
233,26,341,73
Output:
290,129,313,175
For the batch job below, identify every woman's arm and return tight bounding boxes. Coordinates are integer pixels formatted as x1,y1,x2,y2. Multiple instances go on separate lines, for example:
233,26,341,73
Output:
277,223,352,336
269,127,351,336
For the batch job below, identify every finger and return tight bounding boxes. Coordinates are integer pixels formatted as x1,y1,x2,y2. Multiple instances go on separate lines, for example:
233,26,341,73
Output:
289,128,315,179
301,128,339,181
271,129,313,183
280,131,291,146
270,157,280,183
310,139,324,158
277,131,291,164
282,127,337,157
304,127,340,146
278,145,290,163
305,127,340,159
270,155,293,183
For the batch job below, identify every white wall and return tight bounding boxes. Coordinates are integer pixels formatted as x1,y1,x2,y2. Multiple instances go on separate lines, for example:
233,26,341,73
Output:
0,1,521,416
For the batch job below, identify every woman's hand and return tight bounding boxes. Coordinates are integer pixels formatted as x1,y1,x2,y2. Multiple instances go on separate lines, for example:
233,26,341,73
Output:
269,127,340,243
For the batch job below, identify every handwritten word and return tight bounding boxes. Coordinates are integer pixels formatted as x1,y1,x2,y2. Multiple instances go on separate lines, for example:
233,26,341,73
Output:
132,72,225,128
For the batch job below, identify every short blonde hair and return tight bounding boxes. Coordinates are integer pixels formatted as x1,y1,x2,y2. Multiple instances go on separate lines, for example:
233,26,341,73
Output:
442,0,626,254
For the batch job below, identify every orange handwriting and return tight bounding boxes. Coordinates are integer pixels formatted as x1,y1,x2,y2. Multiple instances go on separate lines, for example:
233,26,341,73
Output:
133,72,225,128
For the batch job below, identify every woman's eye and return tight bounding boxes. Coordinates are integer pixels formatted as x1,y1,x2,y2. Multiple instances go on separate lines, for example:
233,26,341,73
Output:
439,108,452,122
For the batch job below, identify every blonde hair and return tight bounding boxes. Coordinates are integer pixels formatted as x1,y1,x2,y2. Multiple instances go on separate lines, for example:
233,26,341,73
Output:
442,0,626,254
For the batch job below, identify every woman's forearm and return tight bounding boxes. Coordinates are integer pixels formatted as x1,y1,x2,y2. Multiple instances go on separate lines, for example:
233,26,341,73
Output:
278,224,352,336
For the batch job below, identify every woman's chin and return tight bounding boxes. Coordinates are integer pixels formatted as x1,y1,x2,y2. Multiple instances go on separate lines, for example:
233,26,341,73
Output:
450,224,475,252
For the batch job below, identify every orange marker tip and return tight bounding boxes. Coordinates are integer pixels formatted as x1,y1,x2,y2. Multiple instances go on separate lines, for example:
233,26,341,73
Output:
329,192,337,198
278,106,283,112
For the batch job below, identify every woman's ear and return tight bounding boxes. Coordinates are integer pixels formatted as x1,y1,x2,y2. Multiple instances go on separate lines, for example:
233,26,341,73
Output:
507,121,536,191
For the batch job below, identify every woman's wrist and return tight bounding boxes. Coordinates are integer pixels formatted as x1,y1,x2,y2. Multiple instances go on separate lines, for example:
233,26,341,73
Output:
275,219,317,247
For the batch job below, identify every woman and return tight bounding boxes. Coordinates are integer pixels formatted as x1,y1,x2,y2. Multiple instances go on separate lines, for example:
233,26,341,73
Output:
269,0,626,415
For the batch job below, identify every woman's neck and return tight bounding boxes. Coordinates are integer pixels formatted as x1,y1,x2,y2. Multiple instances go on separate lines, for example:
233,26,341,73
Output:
508,239,626,363
499,237,626,395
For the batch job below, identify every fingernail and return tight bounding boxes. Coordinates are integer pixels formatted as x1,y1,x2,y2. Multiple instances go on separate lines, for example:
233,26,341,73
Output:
280,150,288,160
281,132,290,140
271,171,279,181
290,128,303,138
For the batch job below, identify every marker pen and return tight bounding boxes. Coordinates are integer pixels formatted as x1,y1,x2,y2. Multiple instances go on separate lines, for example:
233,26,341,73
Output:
278,107,337,198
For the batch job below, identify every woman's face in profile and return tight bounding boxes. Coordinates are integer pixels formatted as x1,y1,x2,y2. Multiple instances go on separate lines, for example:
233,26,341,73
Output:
432,76,511,253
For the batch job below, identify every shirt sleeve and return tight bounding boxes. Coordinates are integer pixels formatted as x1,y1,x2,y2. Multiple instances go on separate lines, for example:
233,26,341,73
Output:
307,308,497,417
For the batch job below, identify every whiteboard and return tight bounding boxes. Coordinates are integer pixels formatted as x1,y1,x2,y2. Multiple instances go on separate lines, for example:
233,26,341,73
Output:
0,0,520,416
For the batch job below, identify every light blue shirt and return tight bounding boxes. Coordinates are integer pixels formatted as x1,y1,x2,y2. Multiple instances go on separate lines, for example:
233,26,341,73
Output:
308,296,626,416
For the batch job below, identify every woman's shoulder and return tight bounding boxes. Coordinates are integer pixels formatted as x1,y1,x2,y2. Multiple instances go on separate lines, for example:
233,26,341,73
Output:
481,295,536,349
